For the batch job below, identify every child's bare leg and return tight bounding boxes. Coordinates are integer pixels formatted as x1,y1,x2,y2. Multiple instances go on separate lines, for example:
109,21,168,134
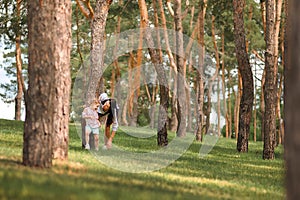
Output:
85,128,90,149
94,134,99,150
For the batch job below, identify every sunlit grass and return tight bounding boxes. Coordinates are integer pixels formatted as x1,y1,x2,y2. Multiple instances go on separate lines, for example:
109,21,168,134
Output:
0,119,285,199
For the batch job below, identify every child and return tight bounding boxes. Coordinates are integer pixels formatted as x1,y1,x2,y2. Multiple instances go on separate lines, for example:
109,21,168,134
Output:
82,100,100,151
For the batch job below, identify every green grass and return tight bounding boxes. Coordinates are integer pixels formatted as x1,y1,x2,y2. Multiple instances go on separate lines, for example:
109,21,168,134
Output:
0,119,285,200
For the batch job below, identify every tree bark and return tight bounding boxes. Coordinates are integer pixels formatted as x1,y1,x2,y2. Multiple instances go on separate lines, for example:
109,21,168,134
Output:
23,0,72,167
233,0,254,152
113,0,122,124
211,15,221,136
228,86,233,138
260,70,265,141
263,0,277,159
138,0,169,146
14,0,25,121
221,29,229,138
157,0,177,132
52,3,72,160
285,0,300,198
85,0,112,105
174,0,187,137
195,0,207,141
82,0,111,148
128,19,144,127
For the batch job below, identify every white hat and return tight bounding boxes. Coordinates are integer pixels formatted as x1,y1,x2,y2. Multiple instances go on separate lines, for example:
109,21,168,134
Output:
99,93,109,102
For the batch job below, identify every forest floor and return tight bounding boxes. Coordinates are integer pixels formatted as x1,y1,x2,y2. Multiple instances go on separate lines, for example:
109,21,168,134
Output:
0,119,284,200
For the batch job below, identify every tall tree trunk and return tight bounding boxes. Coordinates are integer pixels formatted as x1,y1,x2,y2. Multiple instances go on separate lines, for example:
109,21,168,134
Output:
285,0,300,198
233,0,254,152
263,0,277,159
85,0,112,105
279,1,286,144
195,0,207,141
260,0,267,142
217,75,221,136
253,64,257,142
211,15,221,136
260,70,265,141
157,0,177,132
233,89,239,138
74,6,89,149
186,56,193,132
15,33,23,121
272,0,283,146
274,0,283,145
261,0,267,40
221,29,228,138
149,83,158,129
112,0,122,124
23,0,72,167
174,0,187,137
128,20,144,127
82,0,111,148
14,0,25,121
138,0,169,146
228,86,233,138
253,90,257,142
52,4,72,160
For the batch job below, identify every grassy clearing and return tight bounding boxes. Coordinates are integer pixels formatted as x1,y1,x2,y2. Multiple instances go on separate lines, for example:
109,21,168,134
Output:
0,119,285,199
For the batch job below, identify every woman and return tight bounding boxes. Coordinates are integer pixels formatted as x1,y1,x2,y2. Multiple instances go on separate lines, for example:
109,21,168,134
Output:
98,93,119,149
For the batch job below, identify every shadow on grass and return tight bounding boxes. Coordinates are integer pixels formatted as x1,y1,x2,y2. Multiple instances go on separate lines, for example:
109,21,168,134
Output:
0,157,22,167
0,156,201,200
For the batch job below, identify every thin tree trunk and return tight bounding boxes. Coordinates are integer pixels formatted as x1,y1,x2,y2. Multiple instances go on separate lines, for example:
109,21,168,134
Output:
260,70,265,141
253,64,257,142
263,0,277,159
261,0,267,41
211,15,221,136
260,0,267,142
217,76,221,136
138,0,169,146
274,0,283,146
157,0,177,132
233,73,242,140
150,83,158,129
125,50,134,126
195,0,207,141
14,0,24,121
15,34,23,121
174,0,187,137
221,29,228,138
111,22,121,98
128,21,144,127
233,90,239,138
228,86,233,138
233,0,254,152
274,0,283,145
253,92,257,142
279,1,286,144
75,6,89,149
276,73,283,145
186,55,193,132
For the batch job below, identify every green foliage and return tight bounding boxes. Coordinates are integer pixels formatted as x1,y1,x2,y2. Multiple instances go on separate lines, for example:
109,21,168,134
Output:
137,108,151,127
0,119,284,200
0,0,28,103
